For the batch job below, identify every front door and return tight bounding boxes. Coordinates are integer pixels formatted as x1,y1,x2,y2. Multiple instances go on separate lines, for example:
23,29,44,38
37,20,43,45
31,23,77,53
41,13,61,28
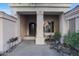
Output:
29,23,36,36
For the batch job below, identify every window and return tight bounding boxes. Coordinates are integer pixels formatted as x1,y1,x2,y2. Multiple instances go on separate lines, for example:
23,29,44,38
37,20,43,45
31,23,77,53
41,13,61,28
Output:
44,21,54,32
69,19,75,32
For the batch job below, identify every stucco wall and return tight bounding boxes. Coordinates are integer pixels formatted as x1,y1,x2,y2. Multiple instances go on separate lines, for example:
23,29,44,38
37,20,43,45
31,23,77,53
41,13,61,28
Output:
3,19,16,51
0,18,3,52
0,12,17,53
20,15,27,38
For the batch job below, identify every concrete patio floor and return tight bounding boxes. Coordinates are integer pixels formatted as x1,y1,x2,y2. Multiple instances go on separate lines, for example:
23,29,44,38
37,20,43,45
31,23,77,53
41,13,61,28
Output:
6,40,61,56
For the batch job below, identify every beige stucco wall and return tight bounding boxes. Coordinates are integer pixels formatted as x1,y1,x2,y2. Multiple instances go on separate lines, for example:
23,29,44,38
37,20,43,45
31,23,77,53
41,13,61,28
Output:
20,15,27,38
3,19,16,51
0,18,3,52
0,12,17,53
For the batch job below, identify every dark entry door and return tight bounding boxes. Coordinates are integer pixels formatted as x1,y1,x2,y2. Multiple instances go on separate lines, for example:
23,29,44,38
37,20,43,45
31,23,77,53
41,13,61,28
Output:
29,23,36,36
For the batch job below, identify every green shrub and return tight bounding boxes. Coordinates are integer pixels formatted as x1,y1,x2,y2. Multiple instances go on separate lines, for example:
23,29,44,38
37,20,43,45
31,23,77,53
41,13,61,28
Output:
64,32,79,48
53,32,61,40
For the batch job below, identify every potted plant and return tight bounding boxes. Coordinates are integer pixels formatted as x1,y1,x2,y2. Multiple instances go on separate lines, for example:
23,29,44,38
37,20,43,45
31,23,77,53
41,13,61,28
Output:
53,32,61,41
50,32,61,49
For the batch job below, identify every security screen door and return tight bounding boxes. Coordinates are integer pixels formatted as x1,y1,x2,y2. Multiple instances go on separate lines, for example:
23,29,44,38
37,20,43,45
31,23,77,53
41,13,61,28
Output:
29,23,36,36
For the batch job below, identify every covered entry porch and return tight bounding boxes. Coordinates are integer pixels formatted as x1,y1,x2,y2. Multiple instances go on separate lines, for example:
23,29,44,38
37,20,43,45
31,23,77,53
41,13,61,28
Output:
19,12,36,40
18,11,66,45
10,3,70,45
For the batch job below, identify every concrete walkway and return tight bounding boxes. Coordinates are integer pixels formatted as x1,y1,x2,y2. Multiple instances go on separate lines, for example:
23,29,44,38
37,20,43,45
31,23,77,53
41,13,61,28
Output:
6,40,61,56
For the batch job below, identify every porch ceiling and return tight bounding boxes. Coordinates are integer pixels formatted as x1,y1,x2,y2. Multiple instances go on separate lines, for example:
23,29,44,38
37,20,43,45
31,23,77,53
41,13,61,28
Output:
18,12,36,15
44,12,62,15
18,12,62,15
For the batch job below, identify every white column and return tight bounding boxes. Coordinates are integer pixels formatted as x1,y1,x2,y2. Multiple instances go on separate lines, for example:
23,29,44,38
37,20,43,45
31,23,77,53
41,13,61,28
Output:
16,14,22,42
59,13,67,44
36,11,45,45
59,13,67,36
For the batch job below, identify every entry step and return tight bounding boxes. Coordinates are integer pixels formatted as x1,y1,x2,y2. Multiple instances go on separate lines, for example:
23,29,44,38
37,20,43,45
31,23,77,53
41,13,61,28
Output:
23,36,35,40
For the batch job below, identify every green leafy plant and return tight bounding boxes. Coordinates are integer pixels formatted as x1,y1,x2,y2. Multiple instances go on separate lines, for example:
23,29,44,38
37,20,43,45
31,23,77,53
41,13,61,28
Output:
64,32,79,48
53,32,61,40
